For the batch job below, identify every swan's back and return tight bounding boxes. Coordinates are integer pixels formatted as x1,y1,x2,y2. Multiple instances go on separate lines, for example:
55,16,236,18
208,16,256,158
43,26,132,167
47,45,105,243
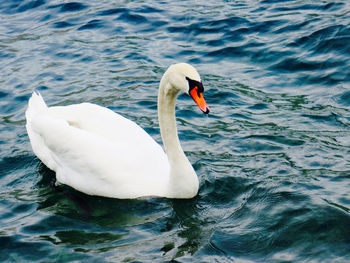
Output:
26,92,170,198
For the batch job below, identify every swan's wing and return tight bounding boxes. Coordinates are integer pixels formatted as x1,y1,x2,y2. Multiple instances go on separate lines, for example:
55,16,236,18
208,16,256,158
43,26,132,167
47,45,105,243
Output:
30,113,170,198
48,103,151,145
27,97,170,198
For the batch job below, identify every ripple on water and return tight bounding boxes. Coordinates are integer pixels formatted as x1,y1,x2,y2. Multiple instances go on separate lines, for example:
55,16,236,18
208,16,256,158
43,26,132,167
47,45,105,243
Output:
1,0,350,262
55,2,88,13
336,90,350,106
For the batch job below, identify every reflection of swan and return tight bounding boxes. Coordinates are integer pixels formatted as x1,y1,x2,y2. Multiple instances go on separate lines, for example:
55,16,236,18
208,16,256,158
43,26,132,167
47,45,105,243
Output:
26,63,210,199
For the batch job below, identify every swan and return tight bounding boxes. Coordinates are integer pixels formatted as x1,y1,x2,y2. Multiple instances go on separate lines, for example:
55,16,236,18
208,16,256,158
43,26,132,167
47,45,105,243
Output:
26,63,210,199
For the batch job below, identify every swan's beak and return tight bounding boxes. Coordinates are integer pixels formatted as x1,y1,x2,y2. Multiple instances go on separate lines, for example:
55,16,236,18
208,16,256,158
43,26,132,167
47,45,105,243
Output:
190,86,210,114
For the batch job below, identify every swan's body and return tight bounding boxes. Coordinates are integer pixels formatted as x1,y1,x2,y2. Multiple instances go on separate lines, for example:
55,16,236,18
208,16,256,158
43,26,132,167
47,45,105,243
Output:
26,63,209,199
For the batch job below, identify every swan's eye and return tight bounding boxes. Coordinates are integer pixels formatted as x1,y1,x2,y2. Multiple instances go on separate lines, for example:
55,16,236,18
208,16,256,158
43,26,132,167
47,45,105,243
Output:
186,77,204,95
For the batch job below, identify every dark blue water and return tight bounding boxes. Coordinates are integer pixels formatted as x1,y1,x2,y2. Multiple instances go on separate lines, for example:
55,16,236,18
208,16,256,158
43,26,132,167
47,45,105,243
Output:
1,0,350,262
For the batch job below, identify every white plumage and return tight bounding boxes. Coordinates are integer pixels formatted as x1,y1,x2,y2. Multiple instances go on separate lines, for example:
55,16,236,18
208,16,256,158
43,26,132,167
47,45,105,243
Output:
26,63,209,199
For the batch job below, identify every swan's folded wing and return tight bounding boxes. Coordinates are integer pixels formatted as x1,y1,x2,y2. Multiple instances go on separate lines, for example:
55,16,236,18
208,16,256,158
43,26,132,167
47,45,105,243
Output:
48,103,147,144
30,113,170,198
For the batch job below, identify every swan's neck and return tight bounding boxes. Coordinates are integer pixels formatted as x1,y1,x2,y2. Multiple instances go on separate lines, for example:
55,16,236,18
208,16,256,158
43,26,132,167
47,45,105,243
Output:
158,82,182,159
158,76,198,198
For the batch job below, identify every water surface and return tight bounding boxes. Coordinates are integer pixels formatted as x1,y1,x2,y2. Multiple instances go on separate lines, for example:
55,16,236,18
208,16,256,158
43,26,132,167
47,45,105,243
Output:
1,0,350,262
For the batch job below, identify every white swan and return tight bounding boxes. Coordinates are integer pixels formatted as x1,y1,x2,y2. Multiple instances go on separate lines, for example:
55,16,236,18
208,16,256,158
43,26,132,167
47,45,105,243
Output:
26,63,210,199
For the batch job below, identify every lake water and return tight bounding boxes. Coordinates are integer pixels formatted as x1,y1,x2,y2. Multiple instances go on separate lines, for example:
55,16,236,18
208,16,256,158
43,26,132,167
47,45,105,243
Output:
1,0,350,262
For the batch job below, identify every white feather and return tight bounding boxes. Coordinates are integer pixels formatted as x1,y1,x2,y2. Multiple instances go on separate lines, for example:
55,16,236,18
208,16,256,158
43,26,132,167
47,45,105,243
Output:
26,63,207,199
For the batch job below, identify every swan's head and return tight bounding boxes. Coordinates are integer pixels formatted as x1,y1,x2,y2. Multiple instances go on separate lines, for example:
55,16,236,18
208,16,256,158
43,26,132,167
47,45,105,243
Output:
164,63,210,114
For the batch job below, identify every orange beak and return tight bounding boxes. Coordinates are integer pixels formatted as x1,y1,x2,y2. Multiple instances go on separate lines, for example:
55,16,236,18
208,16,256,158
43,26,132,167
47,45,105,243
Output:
190,86,210,114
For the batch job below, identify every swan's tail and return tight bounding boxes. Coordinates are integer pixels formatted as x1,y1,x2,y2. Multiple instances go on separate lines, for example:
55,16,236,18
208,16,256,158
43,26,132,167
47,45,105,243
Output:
25,91,48,122
26,92,57,170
